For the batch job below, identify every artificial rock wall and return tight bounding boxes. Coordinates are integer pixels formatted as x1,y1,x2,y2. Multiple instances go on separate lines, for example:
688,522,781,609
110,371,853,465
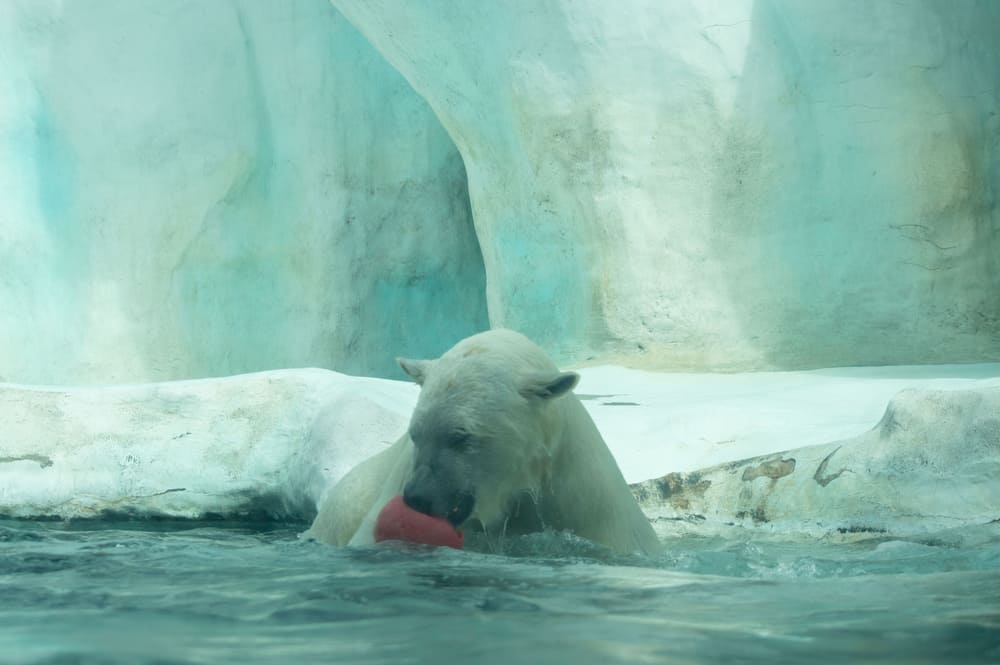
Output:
1,0,997,385
333,0,1000,369
0,0,487,384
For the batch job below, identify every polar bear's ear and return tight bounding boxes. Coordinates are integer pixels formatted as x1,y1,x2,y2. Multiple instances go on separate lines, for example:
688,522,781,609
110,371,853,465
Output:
519,371,580,400
397,357,431,385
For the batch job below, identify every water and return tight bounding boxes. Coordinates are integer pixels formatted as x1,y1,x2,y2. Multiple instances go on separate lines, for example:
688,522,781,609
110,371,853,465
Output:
1,520,998,665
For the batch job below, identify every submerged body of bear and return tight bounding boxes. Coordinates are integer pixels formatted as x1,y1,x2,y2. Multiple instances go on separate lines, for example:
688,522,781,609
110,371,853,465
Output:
305,329,661,556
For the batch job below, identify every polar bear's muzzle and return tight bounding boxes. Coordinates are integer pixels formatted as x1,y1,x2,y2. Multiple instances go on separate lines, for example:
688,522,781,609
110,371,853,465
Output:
403,464,476,527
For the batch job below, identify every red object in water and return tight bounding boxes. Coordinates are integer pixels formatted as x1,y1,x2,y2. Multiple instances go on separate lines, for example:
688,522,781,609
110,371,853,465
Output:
373,495,464,550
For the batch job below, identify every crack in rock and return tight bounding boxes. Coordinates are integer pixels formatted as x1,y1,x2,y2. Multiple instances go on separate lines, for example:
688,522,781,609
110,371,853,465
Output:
814,446,849,487
0,455,54,468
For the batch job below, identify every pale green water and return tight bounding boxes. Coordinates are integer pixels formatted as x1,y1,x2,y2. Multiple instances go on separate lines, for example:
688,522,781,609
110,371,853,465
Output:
1,520,998,664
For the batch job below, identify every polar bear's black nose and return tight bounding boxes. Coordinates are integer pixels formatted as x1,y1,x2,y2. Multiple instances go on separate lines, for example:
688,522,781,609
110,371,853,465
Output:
403,485,475,527
402,488,434,517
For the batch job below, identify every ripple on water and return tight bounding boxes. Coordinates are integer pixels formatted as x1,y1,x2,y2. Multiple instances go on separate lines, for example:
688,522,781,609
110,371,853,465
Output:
0,520,998,665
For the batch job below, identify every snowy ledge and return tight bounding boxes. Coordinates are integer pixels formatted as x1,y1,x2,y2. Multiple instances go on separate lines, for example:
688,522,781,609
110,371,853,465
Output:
2,365,998,539
0,370,418,522
631,386,1000,539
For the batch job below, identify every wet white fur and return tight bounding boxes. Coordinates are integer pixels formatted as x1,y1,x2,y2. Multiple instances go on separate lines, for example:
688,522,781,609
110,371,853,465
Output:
305,330,661,555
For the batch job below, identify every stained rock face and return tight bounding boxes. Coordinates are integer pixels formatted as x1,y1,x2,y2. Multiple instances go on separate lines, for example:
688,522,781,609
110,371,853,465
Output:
2,1,998,383
0,0,487,384
333,0,1000,368
633,387,1000,537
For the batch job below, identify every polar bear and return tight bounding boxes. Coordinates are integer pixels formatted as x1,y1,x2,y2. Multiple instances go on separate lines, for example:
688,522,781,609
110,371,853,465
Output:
305,329,661,556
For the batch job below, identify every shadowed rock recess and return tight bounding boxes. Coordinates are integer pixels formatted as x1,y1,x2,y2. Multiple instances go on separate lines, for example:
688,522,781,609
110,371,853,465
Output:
0,0,487,384
331,0,1000,369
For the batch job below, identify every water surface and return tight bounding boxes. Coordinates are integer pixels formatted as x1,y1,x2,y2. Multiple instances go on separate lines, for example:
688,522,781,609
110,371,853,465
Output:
1,520,997,664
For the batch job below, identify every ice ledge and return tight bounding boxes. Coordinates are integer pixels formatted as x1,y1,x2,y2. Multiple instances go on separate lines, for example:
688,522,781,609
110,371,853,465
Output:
2,368,998,538
0,369,415,520
634,387,1000,538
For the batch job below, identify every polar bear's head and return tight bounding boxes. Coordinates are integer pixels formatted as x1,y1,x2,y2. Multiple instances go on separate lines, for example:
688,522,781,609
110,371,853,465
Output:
396,329,579,531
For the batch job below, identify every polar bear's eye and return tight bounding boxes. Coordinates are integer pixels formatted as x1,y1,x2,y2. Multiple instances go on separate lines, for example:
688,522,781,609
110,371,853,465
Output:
448,431,472,450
